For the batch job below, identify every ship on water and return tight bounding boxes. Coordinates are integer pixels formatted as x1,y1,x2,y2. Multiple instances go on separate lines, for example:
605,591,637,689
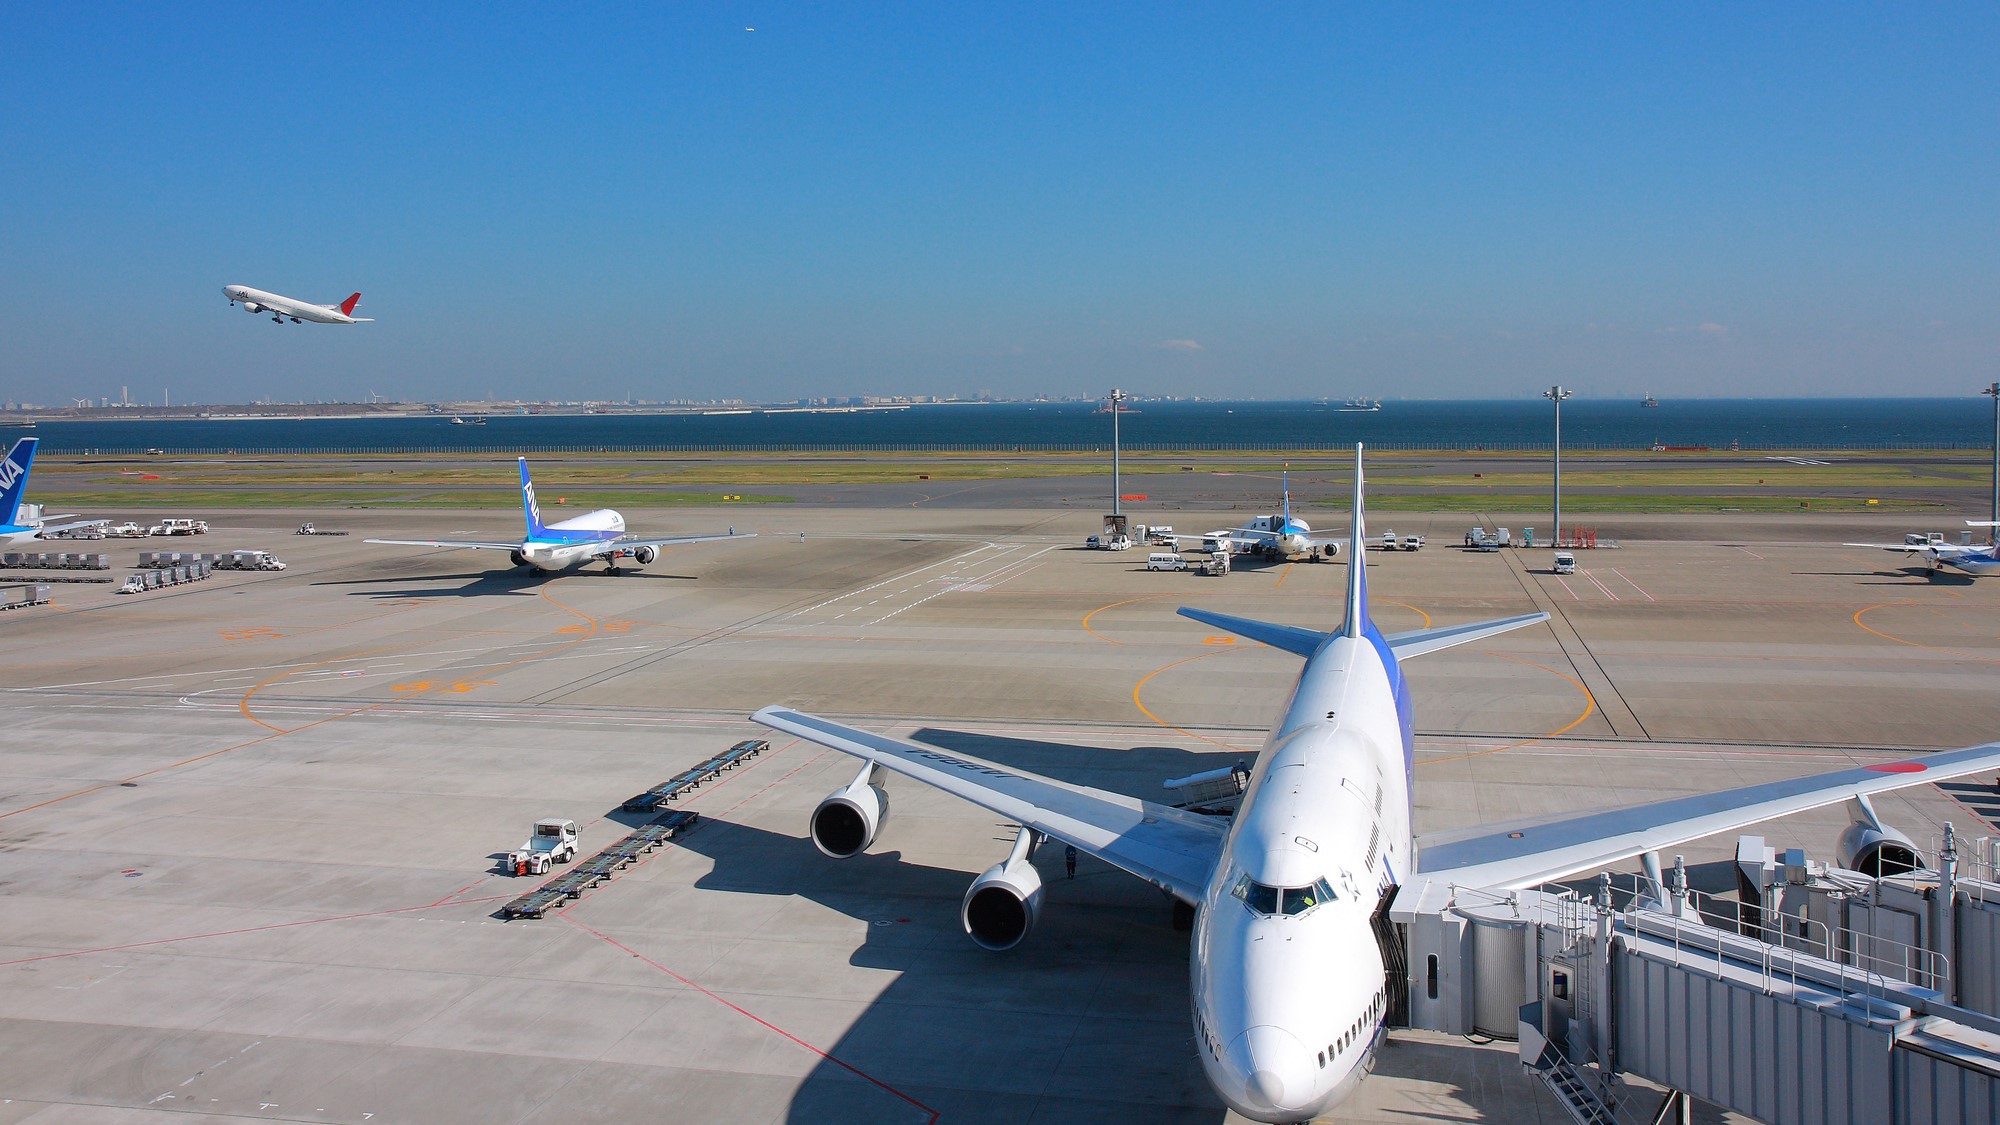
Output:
1642,394,1660,408
1338,398,1382,412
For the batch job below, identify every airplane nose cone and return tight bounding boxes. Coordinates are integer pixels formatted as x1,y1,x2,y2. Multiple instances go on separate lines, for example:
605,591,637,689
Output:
1223,1024,1316,1120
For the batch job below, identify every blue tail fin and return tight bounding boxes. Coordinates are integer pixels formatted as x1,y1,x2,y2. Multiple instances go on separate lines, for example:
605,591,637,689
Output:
0,439,38,528
1281,466,1292,525
519,458,549,538
1339,444,1369,639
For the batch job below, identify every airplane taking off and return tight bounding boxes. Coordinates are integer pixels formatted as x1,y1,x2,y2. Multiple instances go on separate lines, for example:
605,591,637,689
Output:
222,285,373,324
366,458,751,573
1845,524,2000,577
1179,469,1343,560
0,438,107,547
756,445,2000,1122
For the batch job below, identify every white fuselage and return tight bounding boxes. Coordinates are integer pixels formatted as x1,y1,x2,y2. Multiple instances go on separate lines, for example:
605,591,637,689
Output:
1191,632,1413,1122
222,285,365,324
517,508,626,571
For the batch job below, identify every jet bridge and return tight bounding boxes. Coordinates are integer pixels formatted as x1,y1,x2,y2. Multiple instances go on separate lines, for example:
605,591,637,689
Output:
1396,829,2000,1124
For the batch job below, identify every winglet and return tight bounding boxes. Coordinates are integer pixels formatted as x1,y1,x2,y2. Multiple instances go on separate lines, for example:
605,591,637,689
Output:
339,293,362,317
519,458,548,538
1340,444,1368,639
0,438,38,528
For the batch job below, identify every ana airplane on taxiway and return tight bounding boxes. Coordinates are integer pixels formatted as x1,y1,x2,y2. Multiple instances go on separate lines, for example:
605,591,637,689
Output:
0,438,107,547
367,458,752,573
222,285,373,324
756,445,2000,1122
1176,469,1344,560
1845,525,2000,577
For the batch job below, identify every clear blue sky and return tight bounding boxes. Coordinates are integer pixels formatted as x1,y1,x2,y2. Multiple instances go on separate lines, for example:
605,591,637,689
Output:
2,5,1994,404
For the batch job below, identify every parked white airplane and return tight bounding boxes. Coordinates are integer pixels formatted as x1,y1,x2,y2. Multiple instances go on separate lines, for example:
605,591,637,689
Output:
1845,524,2000,577
1178,470,1343,560
756,444,2000,1122
366,458,752,573
0,438,107,547
222,285,373,324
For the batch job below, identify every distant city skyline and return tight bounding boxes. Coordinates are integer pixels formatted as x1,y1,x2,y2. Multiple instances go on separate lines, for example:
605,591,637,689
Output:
3,7,1994,405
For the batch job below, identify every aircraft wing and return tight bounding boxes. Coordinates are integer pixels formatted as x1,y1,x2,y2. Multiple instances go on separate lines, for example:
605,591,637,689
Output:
1415,740,2000,890
364,537,523,551
1843,541,1976,556
588,531,757,556
752,705,1227,904
33,519,108,536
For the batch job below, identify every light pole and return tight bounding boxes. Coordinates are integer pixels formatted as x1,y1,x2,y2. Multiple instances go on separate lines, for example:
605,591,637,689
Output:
1108,388,1128,518
1986,382,1999,545
1544,385,1572,546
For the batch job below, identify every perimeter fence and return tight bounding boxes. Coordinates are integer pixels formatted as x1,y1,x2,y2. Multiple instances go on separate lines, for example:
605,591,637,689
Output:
64,440,2000,456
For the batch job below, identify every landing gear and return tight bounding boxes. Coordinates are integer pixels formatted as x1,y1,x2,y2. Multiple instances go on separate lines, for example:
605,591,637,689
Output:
272,315,283,322
289,317,301,323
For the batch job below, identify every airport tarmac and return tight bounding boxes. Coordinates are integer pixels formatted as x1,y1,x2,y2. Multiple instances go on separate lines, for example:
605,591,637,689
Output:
0,504,1995,1123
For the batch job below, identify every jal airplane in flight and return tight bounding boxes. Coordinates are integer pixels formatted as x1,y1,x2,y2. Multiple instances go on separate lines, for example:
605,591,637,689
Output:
0,438,107,547
367,458,752,573
756,445,2000,1122
222,285,373,324
1846,523,2000,577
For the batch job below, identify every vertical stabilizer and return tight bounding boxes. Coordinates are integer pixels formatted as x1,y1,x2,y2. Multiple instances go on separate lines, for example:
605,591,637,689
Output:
0,438,38,529
519,458,549,538
1281,466,1292,525
1339,444,1369,638
339,293,362,317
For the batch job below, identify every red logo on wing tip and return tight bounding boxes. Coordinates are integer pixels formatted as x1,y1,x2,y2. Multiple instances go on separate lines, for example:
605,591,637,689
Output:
1866,762,1927,773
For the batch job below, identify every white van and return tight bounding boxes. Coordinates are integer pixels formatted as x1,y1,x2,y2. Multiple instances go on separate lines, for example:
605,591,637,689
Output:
1553,552,1577,575
1147,552,1187,571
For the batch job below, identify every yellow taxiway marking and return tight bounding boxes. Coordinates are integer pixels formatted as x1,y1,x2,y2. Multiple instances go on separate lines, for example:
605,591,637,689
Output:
1132,648,1257,752
1417,654,1598,767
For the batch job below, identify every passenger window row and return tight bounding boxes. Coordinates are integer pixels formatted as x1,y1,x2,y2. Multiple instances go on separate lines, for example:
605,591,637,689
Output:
1315,987,1387,1069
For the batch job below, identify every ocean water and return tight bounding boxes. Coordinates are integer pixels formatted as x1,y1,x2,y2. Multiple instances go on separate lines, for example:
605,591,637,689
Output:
4,398,1993,454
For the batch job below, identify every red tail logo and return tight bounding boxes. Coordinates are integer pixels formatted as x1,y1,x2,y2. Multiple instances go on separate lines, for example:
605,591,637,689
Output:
339,293,362,316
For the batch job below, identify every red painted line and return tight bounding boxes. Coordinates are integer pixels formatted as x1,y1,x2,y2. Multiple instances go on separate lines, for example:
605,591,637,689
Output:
565,917,938,1123
1554,575,1580,600
1609,568,1656,602
1581,570,1621,601
0,894,515,968
429,876,495,907
710,747,831,819
1732,545,1766,560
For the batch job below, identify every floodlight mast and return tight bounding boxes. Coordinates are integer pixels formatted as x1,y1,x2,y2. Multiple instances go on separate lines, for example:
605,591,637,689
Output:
1109,388,1128,518
1986,382,1999,546
1544,385,1573,546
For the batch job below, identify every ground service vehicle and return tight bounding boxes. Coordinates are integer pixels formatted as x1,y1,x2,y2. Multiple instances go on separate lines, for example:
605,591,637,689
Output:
1553,552,1577,574
1147,552,1187,571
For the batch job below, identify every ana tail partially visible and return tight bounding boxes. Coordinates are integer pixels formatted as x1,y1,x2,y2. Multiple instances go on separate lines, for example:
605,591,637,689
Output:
1339,444,1369,639
519,458,549,538
1281,466,1292,525
0,438,38,528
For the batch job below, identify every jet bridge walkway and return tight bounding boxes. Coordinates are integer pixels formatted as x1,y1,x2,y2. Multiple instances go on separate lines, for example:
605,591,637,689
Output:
1400,832,2000,1125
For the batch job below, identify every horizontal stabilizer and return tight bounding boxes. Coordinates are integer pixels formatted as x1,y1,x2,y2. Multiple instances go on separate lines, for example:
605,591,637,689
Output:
1384,612,1549,659
364,537,520,551
1176,606,1327,658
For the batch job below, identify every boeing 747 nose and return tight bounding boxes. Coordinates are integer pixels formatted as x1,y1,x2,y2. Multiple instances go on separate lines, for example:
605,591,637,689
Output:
1222,1025,1319,1121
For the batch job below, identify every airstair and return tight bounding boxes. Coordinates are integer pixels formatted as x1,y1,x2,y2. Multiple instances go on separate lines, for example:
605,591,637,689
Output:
1398,828,2000,1124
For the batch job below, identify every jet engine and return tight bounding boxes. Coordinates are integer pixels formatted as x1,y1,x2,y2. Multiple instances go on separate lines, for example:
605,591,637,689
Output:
510,549,531,568
961,829,1046,951
1317,541,1341,560
1837,794,1923,877
809,763,886,858
634,545,659,565
243,303,263,314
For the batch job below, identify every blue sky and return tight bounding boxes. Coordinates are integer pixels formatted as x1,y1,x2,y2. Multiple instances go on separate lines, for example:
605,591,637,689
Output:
2,5,1994,404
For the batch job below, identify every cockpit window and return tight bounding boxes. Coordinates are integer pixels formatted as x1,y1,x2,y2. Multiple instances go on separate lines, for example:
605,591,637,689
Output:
1233,874,1338,917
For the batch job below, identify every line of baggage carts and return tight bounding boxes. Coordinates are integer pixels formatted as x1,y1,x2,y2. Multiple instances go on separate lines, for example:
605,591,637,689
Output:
501,738,770,920
2,551,110,570
0,584,51,610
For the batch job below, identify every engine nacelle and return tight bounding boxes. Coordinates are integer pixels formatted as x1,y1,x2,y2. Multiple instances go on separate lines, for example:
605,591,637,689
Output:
509,549,531,568
634,545,659,565
243,303,263,314
962,854,1045,951
1838,819,1922,877
1318,541,1341,560
809,768,886,858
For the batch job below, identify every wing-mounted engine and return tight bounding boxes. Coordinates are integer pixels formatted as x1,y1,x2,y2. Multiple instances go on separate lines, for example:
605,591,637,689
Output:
510,549,531,568
1318,541,1340,560
810,762,887,858
634,545,659,565
244,303,263,314
1837,794,1924,877
962,827,1046,951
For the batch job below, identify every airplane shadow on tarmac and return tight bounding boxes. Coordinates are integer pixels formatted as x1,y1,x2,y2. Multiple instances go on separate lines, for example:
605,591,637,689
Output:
313,570,699,598
661,729,1238,1124
659,729,1555,1124
1799,566,1976,586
